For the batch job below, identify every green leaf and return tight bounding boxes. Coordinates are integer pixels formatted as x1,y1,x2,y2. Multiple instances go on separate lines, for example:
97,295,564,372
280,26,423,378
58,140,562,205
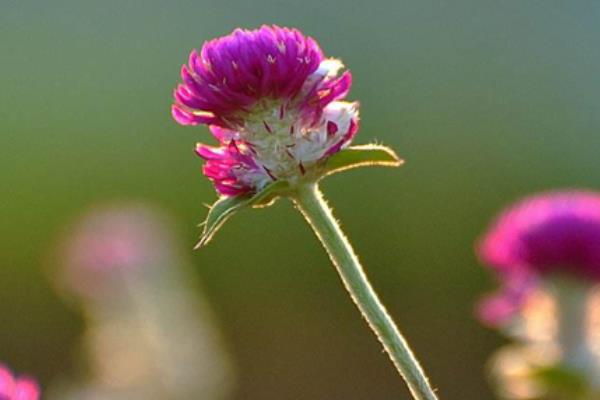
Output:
534,365,589,399
196,180,289,248
321,144,403,179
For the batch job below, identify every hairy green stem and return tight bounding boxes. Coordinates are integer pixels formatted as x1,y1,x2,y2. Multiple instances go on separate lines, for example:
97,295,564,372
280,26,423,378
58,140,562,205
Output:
291,183,439,400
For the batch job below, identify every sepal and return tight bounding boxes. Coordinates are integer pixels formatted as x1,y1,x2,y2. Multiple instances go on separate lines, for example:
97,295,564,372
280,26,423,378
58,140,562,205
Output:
320,144,403,179
196,180,289,248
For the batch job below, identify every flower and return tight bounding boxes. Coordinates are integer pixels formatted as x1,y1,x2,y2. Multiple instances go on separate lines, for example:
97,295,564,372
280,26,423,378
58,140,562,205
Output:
172,25,359,196
0,364,40,400
59,205,172,299
477,190,600,326
480,191,600,280
54,204,235,399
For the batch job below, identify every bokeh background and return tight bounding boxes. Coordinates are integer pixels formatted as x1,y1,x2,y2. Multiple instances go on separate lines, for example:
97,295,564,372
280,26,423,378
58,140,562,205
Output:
2,1,600,398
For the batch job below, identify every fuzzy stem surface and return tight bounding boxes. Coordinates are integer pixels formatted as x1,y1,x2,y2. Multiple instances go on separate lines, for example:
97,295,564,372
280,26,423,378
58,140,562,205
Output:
291,183,439,400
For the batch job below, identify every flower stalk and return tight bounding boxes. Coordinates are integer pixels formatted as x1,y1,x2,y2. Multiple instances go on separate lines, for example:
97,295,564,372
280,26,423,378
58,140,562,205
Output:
291,183,438,400
552,278,593,373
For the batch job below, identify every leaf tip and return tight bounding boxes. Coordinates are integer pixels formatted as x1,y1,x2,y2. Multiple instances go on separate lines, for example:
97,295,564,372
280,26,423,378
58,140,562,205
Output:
194,236,209,249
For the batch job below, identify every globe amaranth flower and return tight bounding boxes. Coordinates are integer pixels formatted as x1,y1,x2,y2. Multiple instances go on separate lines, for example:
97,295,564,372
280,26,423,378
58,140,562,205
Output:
0,364,40,400
172,25,359,196
477,190,600,326
59,205,173,299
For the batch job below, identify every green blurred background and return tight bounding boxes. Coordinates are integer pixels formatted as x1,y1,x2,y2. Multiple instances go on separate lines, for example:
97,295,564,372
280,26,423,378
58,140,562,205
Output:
2,1,600,398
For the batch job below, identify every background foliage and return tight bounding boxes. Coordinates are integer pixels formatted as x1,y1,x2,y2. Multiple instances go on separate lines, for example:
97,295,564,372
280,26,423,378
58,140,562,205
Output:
2,1,600,398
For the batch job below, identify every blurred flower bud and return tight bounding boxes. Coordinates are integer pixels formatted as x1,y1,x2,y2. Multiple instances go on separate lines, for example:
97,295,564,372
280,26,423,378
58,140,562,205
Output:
51,203,233,400
0,364,40,400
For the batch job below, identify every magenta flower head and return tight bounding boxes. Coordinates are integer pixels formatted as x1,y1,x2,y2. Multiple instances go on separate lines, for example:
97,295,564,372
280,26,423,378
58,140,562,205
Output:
168,26,432,400
172,25,359,196
0,364,40,400
477,190,600,325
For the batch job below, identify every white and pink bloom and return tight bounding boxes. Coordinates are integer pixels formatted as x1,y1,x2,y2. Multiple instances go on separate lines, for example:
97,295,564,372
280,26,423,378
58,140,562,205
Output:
477,190,600,325
478,191,600,398
0,364,39,400
170,26,430,399
172,25,359,196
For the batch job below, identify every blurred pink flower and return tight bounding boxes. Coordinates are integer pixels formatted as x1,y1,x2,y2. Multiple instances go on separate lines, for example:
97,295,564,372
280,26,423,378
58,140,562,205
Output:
477,190,600,325
0,364,40,400
59,205,172,299
480,191,600,279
